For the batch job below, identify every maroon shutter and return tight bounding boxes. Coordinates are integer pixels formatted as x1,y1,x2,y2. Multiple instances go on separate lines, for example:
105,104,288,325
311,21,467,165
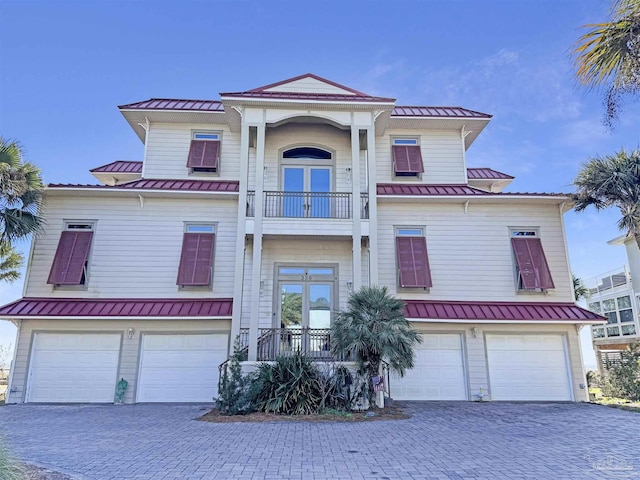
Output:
47,231,93,285
511,238,555,289
177,233,215,286
392,145,424,174
396,237,432,288
186,140,220,168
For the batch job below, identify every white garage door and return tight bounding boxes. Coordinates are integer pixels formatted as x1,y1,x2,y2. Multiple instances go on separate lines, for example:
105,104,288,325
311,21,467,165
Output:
137,333,228,402
27,333,121,403
391,333,467,400
486,334,572,401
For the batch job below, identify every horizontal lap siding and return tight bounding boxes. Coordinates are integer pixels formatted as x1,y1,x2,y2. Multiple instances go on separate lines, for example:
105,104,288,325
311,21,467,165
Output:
377,202,572,302
408,323,586,402
8,319,231,404
145,123,240,181
25,196,238,298
376,130,466,184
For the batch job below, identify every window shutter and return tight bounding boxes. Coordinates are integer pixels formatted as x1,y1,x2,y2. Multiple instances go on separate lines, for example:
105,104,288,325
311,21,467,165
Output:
47,231,93,285
511,238,555,289
186,140,220,168
396,236,432,288
177,233,215,286
392,145,424,174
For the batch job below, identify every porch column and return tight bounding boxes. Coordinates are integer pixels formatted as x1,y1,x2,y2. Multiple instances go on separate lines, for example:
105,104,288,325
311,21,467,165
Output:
230,122,250,344
366,124,378,285
351,126,362,291
249,121,266,361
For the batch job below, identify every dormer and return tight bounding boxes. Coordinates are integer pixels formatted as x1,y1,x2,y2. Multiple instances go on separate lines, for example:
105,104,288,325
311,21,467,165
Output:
466,167,514,192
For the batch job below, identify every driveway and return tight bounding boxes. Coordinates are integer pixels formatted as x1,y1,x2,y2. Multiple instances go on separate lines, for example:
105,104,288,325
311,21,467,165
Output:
0,402,639,480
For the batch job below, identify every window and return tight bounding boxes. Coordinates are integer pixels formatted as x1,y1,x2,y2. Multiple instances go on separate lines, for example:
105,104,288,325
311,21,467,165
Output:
395,227,432,289
592,327,605,338
176,224,216,287
392,138,424,177
187,131,221,173
617,295,634,323
47,222,95,286
510,229,554,291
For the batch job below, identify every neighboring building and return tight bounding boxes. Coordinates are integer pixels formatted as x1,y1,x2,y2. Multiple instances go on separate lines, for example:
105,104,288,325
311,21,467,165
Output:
0,74,603,404
586,235,640,372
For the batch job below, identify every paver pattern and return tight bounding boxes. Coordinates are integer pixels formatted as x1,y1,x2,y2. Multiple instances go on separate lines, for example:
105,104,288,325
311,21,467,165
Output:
1,402,639,479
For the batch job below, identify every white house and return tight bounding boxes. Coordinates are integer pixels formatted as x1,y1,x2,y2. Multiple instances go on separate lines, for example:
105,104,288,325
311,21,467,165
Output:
586,235,640,371
1,74,604,404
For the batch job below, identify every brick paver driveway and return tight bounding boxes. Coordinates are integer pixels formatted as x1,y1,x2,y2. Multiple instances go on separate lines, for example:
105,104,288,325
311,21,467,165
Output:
1,402,639,479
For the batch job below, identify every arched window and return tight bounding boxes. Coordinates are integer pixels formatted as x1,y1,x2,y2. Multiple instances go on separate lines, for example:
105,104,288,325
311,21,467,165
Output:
283,147,332,160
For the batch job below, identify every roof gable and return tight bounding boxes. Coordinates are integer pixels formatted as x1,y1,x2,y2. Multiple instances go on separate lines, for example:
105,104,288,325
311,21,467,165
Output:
248,73,365,96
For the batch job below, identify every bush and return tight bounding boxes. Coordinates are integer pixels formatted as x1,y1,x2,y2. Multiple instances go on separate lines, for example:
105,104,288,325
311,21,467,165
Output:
608,342,640,401
215,338,256,415
0,441,24,480
253,352,323,415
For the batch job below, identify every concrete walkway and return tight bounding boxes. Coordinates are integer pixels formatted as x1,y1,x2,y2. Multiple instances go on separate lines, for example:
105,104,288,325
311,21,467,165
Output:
1,402,639,479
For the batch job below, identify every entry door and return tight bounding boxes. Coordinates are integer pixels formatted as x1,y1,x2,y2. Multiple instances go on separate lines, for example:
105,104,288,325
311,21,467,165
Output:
282,167,332,217
279,282,332,354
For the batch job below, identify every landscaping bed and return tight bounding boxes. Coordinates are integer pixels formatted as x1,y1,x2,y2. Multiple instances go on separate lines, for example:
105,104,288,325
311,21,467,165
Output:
200,405,410,423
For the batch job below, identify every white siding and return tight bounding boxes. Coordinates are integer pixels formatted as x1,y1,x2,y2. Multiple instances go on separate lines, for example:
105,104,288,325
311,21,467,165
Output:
377,201,573,302
264,77,356,95
409,322,587,402
144,123,240,181
25,195,238,298
8,319,230,404
376,129,466,184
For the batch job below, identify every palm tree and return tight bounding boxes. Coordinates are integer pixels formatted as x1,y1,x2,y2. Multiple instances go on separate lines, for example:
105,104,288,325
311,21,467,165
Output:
573,148,640,249
573,275,589,302
330,286,422,408
572,0,640,125
0,243,22,283
0,137,44,246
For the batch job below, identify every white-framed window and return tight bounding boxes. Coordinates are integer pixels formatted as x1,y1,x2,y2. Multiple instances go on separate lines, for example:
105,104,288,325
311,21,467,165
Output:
395,226,432,289
185,223,216,234
177,222,217,288
392,138,423,178
509,228,554,292
590,295,637,338
47,221,96,287
187,131,221,174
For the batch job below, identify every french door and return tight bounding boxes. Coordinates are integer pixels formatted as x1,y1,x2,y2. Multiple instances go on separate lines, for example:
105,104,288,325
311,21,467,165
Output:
282,166,332,217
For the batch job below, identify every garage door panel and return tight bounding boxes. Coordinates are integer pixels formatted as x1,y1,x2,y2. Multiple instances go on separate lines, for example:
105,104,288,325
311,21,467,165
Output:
392,334,467,401
28,333,121,403
486,334,572,401
137,333,228,403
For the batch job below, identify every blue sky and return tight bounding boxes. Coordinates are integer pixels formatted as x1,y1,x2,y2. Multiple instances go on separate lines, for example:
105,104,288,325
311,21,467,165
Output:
1,0,638,369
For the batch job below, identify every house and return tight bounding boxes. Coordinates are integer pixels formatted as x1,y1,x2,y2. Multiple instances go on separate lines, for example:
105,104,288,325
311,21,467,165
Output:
0,73,604,404
585,235,640,372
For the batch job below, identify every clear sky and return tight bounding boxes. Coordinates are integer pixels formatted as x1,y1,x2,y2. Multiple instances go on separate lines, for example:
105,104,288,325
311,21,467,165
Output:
1,0,638,370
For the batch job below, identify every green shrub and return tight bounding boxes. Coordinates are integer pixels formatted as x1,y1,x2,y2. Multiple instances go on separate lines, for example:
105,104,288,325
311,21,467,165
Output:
0,441,24,480
608,342,640,401
253,352,323,415
215,338,256,415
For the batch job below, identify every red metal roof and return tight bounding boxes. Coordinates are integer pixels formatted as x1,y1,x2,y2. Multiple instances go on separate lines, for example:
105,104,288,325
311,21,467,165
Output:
392,106,492,118
404,300,605,323
48,179,239,193
90,161,143,174
377,184,489,196
467,167,514,180
118,99,224,111
220,90,396,103
0,297,233,318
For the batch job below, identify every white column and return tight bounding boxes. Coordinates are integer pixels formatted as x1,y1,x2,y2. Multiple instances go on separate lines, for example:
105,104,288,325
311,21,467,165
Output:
230,123,250,345
248,122,266,361
366,124,379,285
351,126,362,291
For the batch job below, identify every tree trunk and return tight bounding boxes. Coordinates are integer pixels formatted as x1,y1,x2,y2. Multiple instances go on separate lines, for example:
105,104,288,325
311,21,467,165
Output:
367,359,380,410
634,231,640,252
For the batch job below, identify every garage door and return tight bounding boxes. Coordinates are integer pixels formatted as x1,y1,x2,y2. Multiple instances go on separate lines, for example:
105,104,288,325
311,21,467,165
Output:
137,333,228,402
486,334,572,401
27,333,121,403
391,333,467,400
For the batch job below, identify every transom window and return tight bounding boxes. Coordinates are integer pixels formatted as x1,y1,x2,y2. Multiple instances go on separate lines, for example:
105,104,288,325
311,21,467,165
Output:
393,138,419,145
283,147,331,159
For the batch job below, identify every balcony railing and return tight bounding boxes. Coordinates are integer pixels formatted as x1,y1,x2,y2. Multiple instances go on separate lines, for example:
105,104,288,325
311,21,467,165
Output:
585,266,631,296
246,191,369,219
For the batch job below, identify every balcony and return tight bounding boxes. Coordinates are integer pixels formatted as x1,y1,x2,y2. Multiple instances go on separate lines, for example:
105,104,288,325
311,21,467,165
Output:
585,266,631,297
247,191,369,219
